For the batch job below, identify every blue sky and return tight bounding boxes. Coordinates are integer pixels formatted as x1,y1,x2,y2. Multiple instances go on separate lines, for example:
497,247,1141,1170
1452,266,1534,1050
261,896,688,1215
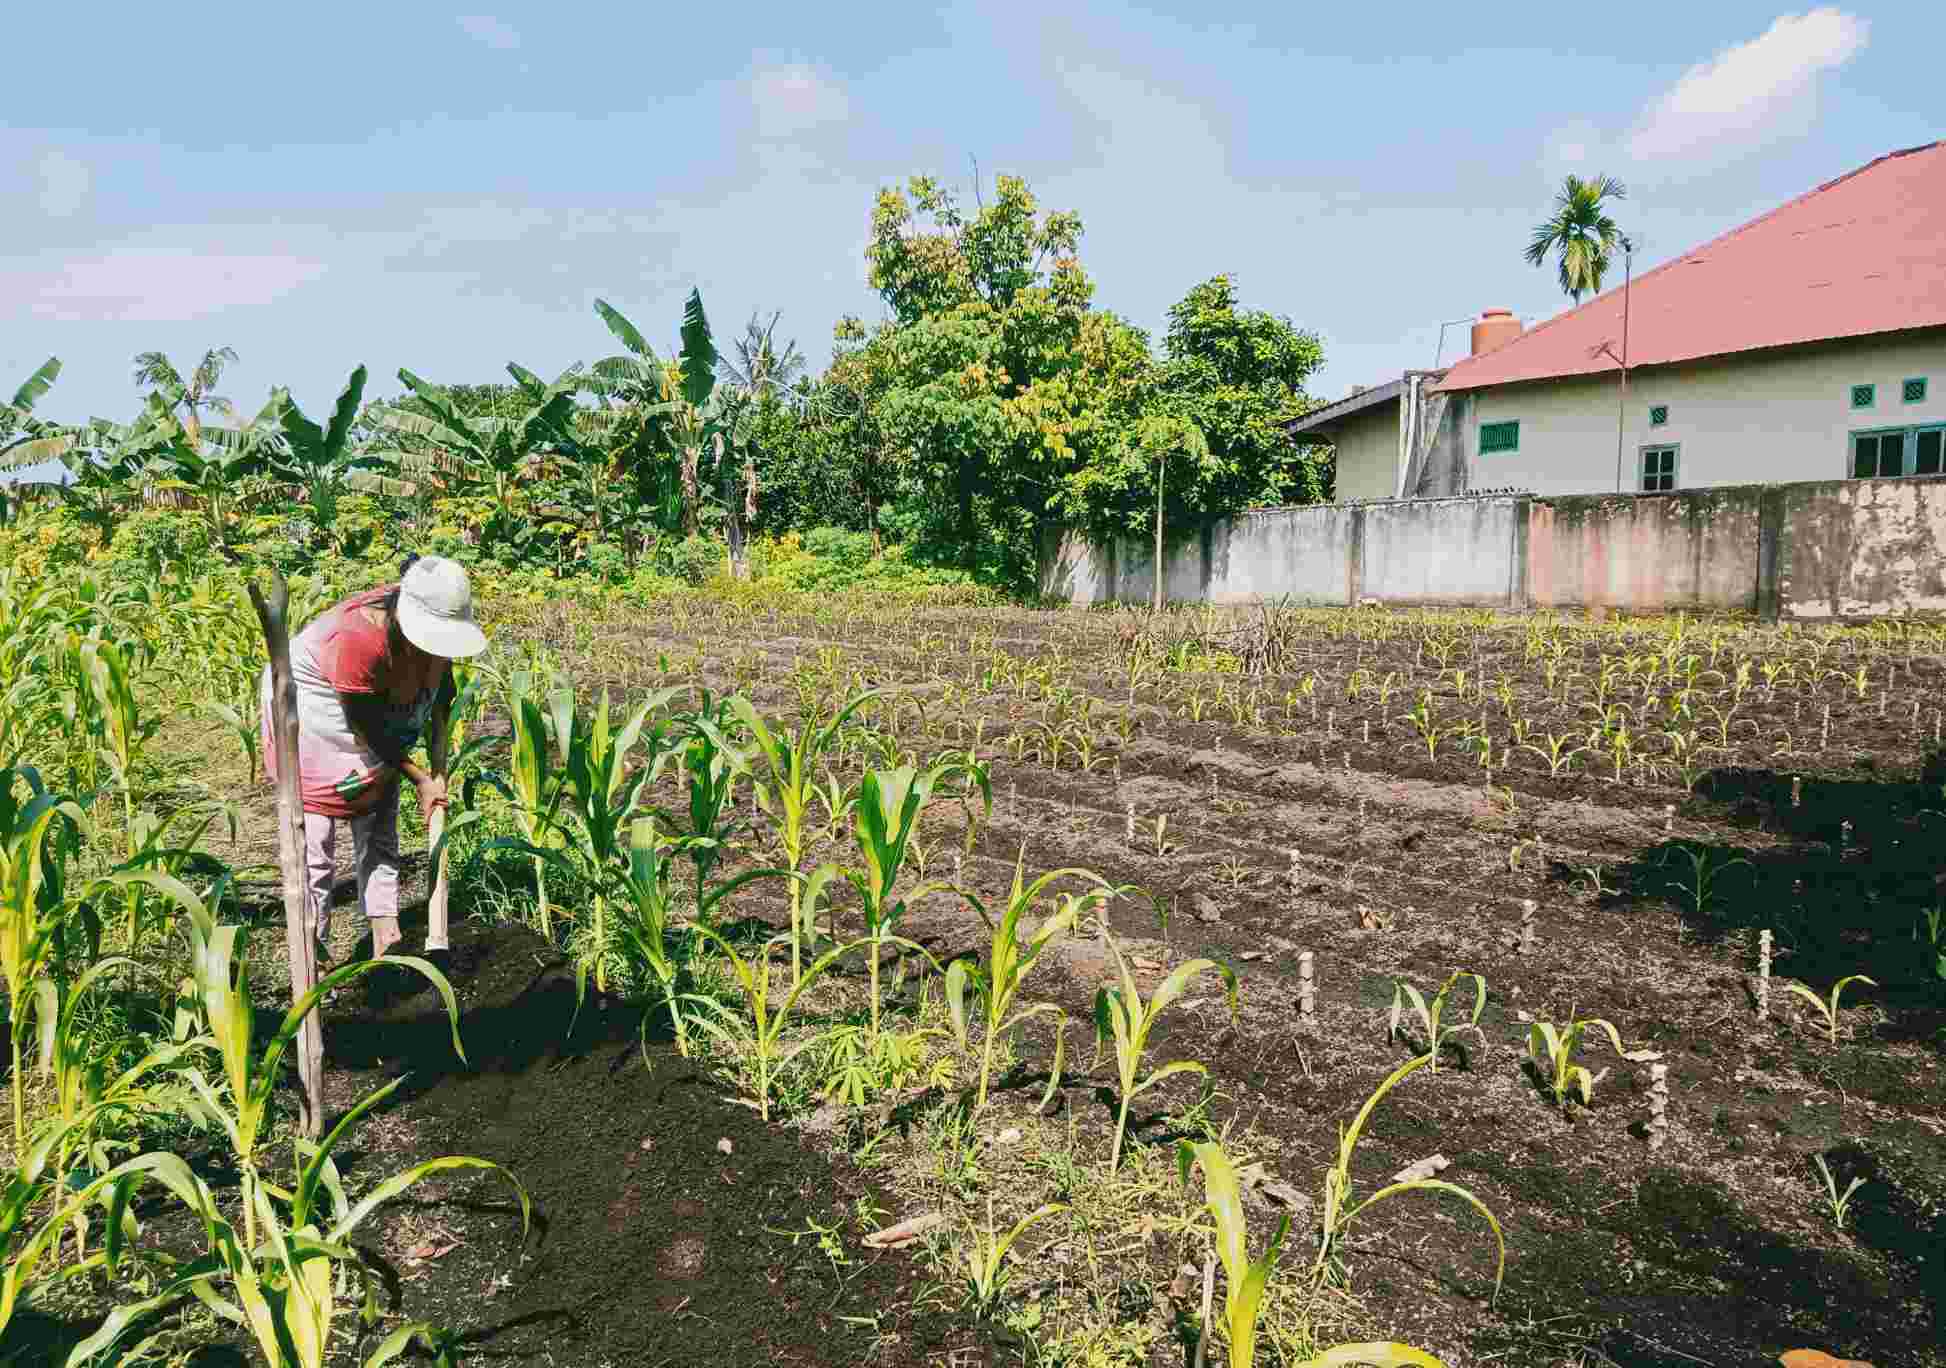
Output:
4,3,1937,429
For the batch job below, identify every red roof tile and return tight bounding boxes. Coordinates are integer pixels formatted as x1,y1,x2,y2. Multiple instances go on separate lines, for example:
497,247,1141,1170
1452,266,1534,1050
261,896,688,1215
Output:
1435,142,1946,393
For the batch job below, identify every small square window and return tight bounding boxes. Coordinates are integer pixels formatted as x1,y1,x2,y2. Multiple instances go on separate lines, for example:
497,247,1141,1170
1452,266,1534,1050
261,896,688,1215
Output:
1905,377,1929,404
1851,384,1876,409
1640,445,1678,492
1479,420,1519,454
1648,404,1669,428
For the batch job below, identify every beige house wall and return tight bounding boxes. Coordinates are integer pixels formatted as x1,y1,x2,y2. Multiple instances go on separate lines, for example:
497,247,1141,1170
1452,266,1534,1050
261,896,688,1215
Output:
1325,401,1401,501
1463,327,1946,495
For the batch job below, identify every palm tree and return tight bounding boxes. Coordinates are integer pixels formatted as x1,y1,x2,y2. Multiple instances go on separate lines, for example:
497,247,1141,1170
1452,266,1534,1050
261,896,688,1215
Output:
715,311,806,560
1524,175,1627,302
132,346,239,443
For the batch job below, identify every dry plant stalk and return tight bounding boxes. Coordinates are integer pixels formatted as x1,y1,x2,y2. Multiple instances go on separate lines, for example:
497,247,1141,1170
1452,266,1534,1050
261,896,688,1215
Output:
1125,802,1136,846
1517,899,1537,956
1662,804,1675,834
1756,927,1773,1020
1791,776,1802,808
1297,950,1316,1019
1647,1062,1669,1151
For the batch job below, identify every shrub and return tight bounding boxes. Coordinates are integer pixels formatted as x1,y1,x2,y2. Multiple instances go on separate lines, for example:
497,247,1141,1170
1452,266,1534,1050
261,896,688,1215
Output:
663,535,724,586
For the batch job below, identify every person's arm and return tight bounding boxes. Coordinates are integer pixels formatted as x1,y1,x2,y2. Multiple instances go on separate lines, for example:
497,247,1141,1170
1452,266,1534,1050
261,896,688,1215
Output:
342,692,446,818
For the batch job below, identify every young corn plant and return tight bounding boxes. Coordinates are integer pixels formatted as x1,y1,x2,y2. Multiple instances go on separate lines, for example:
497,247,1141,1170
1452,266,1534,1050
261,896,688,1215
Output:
959,1197,1065,1317
1811,1152,1865,1230
690,911,859,1122
551,686,678,994
1,766,88,1153
602,818,781,1057
1092,930,1236,1170
733,689,879,984
503,668,567,938
1526,1016,1625,1114
1783,974,1877,1045
665,696,756,918
1387,971,1487,1073
944,852,1118,1109
1177,1140,1287,1368
846,762,983,1038
1315,1054,1504,1297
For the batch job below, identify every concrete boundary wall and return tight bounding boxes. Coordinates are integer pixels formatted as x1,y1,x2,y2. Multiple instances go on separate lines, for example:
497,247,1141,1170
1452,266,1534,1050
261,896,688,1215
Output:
1038,474,1946,620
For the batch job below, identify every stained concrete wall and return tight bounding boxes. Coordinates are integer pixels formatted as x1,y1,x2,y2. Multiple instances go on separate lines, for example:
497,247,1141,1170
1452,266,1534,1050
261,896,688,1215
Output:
1527,485,1771,614
1360,496,1522,605
1041,473,1946,620
1777,475,1946,619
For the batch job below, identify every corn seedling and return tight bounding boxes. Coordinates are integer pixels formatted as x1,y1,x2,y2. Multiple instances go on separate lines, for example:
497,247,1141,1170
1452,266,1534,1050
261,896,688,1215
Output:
1811,1153,1865,1230
960,1198,1064,1316
847,762,978,1037
1526,1016,1625,1114
945,852,1117,1108
1315,1054,1503,1297
1663,844,1750,920
1092,930,1236,1170
691,913,860,1122
1782,974,1877,1045
1387,971,1487,1072
1520,731,1586,778
1177,1140,1287,1368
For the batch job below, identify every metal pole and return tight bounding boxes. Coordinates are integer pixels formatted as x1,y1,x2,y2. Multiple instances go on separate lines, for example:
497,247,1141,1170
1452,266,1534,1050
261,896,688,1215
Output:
1614,237,1634,492
1152,447,1165,613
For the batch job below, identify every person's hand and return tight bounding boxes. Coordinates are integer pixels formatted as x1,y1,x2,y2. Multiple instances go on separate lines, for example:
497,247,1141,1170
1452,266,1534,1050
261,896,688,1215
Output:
415,773,449,826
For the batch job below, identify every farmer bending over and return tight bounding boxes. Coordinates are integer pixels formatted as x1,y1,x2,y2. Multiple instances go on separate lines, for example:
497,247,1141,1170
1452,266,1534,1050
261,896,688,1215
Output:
262,554,487,959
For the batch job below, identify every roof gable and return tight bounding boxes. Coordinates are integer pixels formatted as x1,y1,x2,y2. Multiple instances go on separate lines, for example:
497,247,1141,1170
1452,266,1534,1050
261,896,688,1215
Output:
1435,141,1946,393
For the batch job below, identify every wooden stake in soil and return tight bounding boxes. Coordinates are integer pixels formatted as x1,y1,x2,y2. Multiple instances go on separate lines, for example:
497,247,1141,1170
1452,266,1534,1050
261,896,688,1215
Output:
1756,927,1773,1020
425,688,452,952
1125,802,1136,847
1297,950,1316,1019
1192,1252,1216,1368
1647,1062,1669,1152
1791,776,1802,808
248,572,323,1139
1517,899,1537,956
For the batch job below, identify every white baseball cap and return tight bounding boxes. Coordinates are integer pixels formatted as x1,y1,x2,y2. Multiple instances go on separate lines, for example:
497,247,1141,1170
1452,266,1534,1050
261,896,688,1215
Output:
396,556,488,660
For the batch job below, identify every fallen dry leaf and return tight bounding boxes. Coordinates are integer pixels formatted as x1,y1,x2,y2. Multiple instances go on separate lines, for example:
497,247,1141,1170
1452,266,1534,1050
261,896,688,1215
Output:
1390,1154,1450,1184
863,1210,944,1249
1780,1351,1875,1368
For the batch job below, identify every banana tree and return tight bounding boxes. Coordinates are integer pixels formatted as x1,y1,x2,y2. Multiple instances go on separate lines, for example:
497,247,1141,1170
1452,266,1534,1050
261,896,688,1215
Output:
373,364,582,547
588,290,724,540
272,366,381,543
1,360,75,504
138,390,286,558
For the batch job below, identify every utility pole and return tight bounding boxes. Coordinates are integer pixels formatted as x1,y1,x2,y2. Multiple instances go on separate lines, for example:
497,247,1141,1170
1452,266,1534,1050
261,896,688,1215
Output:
1613,235,1635,493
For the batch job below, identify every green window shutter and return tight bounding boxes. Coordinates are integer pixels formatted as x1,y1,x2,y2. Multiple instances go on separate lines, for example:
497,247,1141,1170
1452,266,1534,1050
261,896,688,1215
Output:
1479,420,1520,454
1648,405,1668,428
1904,377,1929,404
1851,384,1876,410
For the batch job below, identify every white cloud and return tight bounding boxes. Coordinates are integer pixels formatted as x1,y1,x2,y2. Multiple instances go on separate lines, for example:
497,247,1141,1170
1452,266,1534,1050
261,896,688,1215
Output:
25,247,328,322
1626,8,1867,164
456,15,520,51
1544,9,1867,182
37,150,91,217
750,63,850,140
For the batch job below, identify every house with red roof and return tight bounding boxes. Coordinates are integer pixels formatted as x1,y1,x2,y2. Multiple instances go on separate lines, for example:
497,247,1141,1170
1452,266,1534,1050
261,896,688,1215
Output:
1292,141,1946,501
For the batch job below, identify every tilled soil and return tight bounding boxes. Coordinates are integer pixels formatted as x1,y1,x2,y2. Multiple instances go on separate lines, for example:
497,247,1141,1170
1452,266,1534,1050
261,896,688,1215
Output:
45,598,1942,1368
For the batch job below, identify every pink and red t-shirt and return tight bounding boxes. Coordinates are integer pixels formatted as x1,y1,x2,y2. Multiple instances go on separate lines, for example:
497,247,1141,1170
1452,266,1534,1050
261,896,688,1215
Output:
262,586,446,817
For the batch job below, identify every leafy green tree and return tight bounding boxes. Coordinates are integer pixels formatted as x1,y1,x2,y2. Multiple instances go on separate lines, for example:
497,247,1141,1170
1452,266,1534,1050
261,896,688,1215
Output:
1525,174,1627,301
